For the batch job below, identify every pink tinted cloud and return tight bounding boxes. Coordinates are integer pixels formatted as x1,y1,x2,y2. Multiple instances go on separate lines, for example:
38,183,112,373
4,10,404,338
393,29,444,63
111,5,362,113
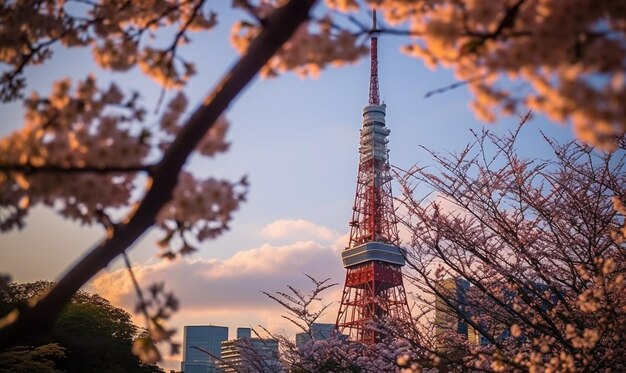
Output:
91,241,345,313
261,219,340,241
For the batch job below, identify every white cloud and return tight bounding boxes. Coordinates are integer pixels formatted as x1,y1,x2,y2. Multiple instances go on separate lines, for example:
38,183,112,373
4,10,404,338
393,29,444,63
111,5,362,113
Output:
261,219,340,242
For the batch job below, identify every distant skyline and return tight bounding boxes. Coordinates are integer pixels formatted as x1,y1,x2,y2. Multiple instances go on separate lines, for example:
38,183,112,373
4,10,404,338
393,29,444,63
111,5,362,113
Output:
0,5,576,370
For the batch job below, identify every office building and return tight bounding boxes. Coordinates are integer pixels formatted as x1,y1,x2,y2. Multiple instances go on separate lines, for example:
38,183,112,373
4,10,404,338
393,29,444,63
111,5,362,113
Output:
295,323,335,347
181,325,228,373
219,337,281,373
434,278,470,339
236,327,252,340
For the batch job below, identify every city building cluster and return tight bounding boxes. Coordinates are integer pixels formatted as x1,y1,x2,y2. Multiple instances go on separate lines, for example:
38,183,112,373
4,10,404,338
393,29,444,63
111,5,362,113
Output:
178,323,336,373
175,284,501,373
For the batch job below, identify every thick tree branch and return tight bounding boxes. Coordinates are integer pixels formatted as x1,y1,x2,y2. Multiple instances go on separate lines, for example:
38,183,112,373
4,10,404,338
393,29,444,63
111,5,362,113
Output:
0,0,316,347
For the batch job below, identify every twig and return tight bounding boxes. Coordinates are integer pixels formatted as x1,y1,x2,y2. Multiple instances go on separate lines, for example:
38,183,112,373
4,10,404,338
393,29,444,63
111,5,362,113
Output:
123,252,151,328
154,0,207,113
424,74,487,98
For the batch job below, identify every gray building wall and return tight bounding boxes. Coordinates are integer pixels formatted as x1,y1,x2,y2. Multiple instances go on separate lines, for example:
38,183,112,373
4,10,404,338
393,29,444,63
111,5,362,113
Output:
295,323,335,347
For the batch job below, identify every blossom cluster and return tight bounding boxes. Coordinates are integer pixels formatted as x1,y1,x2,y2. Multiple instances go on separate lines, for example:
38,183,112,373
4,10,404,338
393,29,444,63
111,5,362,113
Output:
381,0,626,149
0,75,240,255
158,91,230,157
155,171,247,258
231,1,367,77
396,129,626,372
0,0,218,100
0,77,147,228
150,91,239,258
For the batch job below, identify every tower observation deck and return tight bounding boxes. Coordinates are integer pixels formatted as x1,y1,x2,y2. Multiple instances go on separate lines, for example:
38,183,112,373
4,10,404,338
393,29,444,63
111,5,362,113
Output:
335,10,412,344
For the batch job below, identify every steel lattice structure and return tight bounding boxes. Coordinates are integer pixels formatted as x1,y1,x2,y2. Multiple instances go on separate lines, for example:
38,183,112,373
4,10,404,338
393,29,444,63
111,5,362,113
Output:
335,11,412,344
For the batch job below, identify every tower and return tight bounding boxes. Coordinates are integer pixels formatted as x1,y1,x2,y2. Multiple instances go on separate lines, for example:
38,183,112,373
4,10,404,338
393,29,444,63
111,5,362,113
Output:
335,10,412,344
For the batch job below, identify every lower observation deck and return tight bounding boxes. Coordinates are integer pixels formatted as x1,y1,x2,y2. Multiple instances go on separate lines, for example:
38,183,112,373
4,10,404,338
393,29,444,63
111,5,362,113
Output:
341,241,406,268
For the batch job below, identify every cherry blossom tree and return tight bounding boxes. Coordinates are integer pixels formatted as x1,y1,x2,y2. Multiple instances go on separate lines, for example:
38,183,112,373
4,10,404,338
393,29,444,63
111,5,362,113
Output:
264,276,431,372
0,0,320,359
265,125,625,372
1,0,625,364
394,0,626,150
393,122,626,371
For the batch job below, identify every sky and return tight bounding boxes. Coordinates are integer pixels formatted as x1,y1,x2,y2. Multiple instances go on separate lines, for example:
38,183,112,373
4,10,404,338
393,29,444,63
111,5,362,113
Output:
0,3,576,371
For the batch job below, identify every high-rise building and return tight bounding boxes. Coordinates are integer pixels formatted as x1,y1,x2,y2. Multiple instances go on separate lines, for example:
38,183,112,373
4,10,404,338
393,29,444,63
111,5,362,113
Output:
236,327,252,340
181,325,228,373
219,337,282,373
434,278,493,346
295,323,335,347
434,278,548,346
335,10,412,344
434,278,470,339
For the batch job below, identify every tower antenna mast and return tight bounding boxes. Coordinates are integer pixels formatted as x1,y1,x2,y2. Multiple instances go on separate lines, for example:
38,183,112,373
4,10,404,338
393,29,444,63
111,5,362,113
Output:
369,10,380,105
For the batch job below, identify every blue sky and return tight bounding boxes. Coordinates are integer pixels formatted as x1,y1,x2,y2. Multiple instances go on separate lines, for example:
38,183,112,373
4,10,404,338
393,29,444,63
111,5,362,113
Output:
0,4,576,369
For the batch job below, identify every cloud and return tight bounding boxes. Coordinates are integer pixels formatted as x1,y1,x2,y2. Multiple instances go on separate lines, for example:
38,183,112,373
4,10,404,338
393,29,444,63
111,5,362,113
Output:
261,219,340,242
91,241,345,314
91,239,347,370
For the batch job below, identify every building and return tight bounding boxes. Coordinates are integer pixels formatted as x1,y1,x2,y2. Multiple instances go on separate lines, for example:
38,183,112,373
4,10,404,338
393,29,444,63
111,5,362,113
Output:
236,327,252,340
181,325,228,373
219,337,282,373
295,323,335,347
434,278,470,339
435,278,521,346
335,10,412,344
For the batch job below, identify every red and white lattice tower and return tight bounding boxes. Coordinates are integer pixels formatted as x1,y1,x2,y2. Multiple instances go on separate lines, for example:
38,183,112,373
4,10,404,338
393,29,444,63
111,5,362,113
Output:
335,10,412,344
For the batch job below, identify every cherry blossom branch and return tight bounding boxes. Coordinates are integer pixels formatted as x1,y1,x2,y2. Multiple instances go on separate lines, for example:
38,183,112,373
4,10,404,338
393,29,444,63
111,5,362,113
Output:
424,74,488,98
129,1,192,41
154,0,207,111
0,0,317,347
464,0,527,40
0,163,154,174
123,252,151,328
325,13,423,38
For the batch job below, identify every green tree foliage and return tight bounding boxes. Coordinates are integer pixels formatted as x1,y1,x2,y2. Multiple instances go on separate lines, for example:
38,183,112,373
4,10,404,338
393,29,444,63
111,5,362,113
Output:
0,343,66,373
0,281,164,373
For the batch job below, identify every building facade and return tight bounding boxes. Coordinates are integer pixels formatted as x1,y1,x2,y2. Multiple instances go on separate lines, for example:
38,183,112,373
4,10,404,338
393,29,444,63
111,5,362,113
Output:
434,278,504,346
236,327,252,340
434,278,470,339
181,325,228,373
219,337,281,373
295,323,335,347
